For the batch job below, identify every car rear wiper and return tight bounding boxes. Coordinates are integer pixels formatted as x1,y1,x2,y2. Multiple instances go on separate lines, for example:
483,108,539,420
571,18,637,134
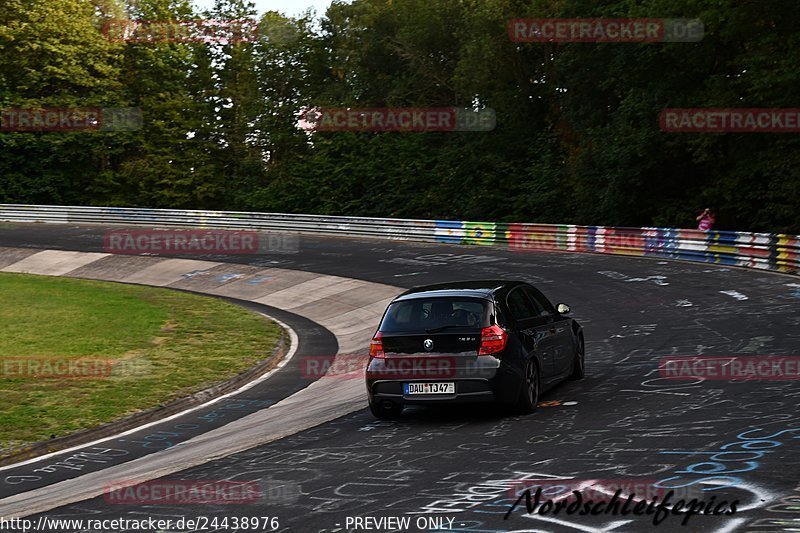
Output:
425,324,475,333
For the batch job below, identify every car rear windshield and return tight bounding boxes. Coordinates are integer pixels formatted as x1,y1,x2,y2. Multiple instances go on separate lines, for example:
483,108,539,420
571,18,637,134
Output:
379,297,490,333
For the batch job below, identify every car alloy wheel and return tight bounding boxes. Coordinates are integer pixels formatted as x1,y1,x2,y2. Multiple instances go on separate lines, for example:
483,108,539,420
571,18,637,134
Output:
516,360,539,414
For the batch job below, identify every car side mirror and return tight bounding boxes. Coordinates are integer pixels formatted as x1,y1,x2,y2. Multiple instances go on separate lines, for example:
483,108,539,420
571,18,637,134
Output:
556,303,571,315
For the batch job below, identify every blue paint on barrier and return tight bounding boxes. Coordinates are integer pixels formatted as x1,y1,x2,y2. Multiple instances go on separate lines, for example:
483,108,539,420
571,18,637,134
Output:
586,226,597,252
711,231,738,246
716,253,738,265
644,229,663,256
435,220,465,244
663,229,679,257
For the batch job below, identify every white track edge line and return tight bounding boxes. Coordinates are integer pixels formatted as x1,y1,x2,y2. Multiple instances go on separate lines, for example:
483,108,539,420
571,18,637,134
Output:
0,313,299,473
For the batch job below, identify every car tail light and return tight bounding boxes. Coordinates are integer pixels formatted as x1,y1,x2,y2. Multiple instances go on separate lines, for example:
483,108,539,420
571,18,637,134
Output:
479,325,507,356
369,331,385,358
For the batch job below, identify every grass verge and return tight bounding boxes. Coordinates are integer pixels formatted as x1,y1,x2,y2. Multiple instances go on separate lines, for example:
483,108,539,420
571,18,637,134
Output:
0,272,281,455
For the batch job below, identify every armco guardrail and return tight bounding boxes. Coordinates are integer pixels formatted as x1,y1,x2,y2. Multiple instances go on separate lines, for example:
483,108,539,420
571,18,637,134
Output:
0,204,798,275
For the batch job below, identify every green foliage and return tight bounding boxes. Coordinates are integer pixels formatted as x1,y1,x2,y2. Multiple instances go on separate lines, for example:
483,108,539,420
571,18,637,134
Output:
1,0,799,232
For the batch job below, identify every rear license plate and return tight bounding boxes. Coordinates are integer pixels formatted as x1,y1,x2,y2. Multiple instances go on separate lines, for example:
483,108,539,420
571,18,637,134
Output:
404,382,455,395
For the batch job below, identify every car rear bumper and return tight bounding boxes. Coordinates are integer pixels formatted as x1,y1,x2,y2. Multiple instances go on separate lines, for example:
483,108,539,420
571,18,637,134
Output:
369,379,496,404
365,352,524,406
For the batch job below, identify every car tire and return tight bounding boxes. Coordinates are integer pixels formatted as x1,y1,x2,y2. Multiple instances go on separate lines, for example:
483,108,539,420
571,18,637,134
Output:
369,399,403,419
515,359,539,414
569,334,585,380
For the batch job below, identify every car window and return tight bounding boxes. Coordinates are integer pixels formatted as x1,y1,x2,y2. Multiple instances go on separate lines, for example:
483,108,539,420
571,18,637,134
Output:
506,288,538,321
380,298,487,332
524,286,555,316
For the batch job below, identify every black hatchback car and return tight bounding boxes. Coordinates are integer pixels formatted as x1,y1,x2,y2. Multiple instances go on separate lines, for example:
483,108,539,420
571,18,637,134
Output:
365,280,584,419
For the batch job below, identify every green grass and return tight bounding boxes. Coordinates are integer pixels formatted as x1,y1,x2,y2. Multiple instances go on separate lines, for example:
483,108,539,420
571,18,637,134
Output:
0,273,281,455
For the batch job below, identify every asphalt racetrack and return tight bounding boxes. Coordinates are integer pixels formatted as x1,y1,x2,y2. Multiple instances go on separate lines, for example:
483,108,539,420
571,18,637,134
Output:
1,223,799,533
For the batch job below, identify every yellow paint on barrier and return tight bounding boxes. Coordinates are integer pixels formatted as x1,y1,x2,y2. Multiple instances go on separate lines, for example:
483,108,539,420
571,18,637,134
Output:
707,244,737,255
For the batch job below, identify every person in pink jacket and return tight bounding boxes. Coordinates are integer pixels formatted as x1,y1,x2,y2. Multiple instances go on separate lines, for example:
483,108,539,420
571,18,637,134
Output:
696,208,716,230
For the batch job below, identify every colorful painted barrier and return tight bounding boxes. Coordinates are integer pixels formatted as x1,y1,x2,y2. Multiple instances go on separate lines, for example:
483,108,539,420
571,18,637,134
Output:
448,221,797,274
0,204,798,275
